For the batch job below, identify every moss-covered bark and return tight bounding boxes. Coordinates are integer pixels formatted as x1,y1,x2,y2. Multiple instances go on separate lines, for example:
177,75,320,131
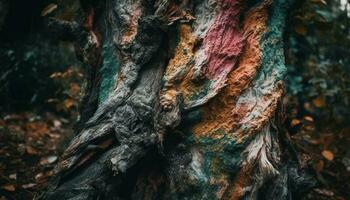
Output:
42,0,316,199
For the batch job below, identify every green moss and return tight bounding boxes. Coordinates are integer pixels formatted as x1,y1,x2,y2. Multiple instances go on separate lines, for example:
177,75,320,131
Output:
173,133,245,198
98,42,119,104
259,0,293,83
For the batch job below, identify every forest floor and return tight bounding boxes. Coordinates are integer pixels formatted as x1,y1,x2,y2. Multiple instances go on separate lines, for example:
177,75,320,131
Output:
0,111,75,200
292,123,350,200
0,103,349,200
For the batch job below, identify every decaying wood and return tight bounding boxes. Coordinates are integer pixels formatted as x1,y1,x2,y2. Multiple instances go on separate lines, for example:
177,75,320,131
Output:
41,0,316,199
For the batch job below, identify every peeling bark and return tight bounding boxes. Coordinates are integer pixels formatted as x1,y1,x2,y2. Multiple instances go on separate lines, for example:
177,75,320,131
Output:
41,0,316,199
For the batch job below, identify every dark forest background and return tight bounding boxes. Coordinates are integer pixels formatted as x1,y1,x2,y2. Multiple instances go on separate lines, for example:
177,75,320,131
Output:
0,0,349,199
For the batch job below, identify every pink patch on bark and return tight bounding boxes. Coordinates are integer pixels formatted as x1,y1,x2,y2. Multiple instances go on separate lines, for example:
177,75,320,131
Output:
202,0,244,78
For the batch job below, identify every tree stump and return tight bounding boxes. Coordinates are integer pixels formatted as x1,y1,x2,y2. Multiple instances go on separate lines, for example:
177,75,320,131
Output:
42,0,316,199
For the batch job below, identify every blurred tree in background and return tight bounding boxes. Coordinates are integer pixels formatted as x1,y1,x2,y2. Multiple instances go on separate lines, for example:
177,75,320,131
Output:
287,0,350,125
0,1,83,199
0,0,80,112
286,0,350,199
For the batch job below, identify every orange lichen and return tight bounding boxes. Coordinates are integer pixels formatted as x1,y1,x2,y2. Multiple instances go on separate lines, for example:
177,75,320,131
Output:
160,23,196,106
193,2,271,137
120,2,143,45
164,24,196,78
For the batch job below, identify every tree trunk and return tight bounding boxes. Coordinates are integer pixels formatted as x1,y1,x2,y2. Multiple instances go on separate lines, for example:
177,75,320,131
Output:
42,0,316,199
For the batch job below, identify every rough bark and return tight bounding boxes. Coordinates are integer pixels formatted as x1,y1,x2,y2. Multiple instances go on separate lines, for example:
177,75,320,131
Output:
41,0,316,199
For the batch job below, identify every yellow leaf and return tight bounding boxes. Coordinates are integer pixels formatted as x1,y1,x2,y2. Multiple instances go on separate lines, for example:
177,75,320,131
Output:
322,150,334,161
313,96,326,108
41,4,58,17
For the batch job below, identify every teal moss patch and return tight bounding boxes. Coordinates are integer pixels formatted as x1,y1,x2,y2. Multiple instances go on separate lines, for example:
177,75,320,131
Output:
258,0,293,84
179,132,245,198
197,135,244,176
237,0,293,132
98,42,119,104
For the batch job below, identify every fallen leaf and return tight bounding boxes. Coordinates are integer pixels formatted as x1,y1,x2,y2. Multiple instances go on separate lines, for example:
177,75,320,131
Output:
35,171,54,184
22,183,36,189
314,188,334,197
70,83,80,96
47,98,59,103
26,145,38,155
9,174,17,180
313,96,326,108
50,72,62,78
322,150,334,161
2,184,15,192
303,102,314,113
41,4,58,16
40,155,58,165
314,160,324,172
291,119,301,127
47,155,58,164
53,120,62,128
26,122,49,137
35,173,44,181
63,98,75,109
304,116,314,122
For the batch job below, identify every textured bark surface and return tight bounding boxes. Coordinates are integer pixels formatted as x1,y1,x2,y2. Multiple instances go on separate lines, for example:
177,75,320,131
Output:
42,0,316,199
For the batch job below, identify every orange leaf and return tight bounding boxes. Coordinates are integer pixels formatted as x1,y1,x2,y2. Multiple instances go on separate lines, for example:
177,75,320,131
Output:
63,98,75,109
2,184,16,192
26,145,38,155
26,122,49,137
291,119,301,127
322,150,334,161
313,96,326,108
